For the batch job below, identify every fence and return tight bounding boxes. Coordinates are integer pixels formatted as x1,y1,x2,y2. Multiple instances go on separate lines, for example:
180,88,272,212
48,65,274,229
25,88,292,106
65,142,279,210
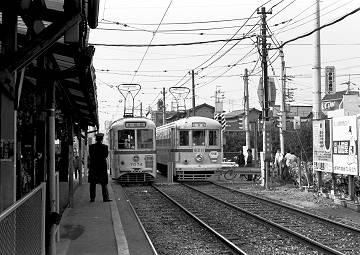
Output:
0,183,46,255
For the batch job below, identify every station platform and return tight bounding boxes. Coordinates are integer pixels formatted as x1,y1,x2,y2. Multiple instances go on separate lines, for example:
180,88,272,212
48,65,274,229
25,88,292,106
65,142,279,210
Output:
56,181,130,255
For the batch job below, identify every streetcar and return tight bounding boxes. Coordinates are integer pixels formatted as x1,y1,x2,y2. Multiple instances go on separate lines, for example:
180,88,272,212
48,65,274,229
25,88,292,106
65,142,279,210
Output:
108,117,157,183
156,116,223,181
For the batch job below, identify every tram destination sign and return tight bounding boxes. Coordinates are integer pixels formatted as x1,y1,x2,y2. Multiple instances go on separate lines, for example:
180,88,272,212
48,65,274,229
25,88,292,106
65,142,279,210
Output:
125,122,146,128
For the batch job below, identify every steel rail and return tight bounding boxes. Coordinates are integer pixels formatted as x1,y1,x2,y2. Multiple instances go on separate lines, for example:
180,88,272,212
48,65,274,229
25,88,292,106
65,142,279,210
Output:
183,183,344,255
152,185,247,255
211,181,360,233
122,187,159,255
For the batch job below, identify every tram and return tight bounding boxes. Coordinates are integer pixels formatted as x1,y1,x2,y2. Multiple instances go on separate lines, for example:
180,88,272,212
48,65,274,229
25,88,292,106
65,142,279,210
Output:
156,116,223,181
108,117,157,183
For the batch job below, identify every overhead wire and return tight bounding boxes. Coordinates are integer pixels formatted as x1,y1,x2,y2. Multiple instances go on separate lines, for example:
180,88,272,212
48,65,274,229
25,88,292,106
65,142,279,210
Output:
131,0,173,83
100,16,259,26
273,0,355,36
272,7,360,49
90,36,256,47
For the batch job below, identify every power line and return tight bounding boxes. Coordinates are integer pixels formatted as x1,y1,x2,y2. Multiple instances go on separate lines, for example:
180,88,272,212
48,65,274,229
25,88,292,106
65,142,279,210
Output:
131,0,173,83
90,35,256,47
100,16,258,26
96,24,258,33
272,7,360,50
273,0,355,35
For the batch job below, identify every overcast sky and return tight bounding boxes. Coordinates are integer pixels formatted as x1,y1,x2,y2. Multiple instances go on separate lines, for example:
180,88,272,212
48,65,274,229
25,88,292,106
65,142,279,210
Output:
89,0,360,130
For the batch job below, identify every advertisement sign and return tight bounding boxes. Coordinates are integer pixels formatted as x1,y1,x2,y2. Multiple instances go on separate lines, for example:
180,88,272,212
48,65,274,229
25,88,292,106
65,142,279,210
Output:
325,66,336,94
313,119,332,172
332,116,358,175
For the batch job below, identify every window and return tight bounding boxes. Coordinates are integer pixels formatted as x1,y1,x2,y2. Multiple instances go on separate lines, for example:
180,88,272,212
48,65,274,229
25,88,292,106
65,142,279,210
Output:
192,130,205,146
137,129,154,149
179,131,189,146
209,130,218,146
118,130,135,149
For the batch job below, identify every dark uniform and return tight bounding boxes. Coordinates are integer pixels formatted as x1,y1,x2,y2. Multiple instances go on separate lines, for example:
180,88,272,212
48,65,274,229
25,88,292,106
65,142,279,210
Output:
88,133,111,202
237,152,245,167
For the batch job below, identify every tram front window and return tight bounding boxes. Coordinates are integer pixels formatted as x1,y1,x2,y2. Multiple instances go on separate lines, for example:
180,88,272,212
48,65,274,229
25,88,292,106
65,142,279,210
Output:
192,130,205,146
138,129,154,149
209,130,218,146
179,131,189,146
118,130,135,149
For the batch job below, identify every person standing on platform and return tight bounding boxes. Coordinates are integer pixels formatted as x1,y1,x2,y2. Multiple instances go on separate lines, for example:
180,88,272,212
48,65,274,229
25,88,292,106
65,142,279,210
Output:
73,154,81,179
88,133,112,202
237,149,245,167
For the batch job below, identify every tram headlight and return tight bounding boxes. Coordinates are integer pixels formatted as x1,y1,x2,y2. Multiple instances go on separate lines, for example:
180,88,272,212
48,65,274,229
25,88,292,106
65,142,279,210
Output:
133,155,139,162
195,153,204,162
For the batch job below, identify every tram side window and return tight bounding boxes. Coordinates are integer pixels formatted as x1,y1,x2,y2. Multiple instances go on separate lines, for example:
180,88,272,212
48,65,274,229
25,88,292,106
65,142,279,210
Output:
179,131,189,146
209,130,218,146
192,130,205,146
138,129,154,149
118,130,135,149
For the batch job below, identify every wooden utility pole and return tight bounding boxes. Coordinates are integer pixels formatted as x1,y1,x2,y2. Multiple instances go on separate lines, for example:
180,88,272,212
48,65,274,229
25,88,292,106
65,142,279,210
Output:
258,6,272,189
192,70,196,116
162,87,166,125
279,47,286,156
243,69,250,149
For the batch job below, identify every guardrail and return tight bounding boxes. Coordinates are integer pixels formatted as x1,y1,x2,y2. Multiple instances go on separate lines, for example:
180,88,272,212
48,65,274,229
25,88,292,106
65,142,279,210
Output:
0,183,46,255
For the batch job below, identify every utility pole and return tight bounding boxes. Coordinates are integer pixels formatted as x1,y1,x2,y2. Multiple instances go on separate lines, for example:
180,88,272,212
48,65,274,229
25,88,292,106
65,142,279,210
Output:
243,69,250,149
192,70,196,116
279,47,286,156
313,0,323,187
258,6,272,189
162,87,166,125
140,102,143,117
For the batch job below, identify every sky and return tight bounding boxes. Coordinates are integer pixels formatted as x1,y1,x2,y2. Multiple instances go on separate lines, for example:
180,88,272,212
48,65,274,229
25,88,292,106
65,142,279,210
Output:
88,0,360,131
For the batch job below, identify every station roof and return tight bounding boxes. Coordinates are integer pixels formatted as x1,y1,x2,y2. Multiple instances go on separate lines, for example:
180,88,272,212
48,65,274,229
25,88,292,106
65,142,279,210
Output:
0,1,99,128
322,90,359,102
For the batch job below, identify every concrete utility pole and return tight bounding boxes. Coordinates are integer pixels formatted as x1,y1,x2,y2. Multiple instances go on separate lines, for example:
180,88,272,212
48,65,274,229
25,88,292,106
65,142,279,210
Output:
279,47,286,156
192,70,196,116
243,69,250,149
258,6,272,189
162,87,166,125
313,0,323,188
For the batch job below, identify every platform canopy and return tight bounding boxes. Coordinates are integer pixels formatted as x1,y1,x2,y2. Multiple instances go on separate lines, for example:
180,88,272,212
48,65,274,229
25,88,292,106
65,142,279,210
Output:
0,0,100,128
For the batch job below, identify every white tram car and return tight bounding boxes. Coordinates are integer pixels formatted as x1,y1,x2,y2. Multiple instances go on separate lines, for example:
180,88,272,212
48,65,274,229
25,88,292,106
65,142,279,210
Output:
108,117,157,183
156,116,223,180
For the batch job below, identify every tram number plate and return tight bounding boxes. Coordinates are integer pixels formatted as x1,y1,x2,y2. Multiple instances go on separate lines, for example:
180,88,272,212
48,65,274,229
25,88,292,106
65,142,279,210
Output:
130,162,143,167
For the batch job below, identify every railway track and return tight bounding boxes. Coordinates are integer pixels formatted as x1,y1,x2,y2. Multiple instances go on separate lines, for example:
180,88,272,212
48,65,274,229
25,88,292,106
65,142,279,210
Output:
184,182,360,255
123,185,246,255
155,184,336,254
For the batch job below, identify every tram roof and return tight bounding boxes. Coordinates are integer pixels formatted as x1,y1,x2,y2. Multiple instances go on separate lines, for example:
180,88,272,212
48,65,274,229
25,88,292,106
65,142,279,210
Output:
109,117,156,129
158,116,221,130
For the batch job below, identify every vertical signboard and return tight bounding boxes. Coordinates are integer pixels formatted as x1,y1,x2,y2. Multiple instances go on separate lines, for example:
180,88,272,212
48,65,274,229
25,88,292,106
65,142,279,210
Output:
313,119,332,172
332,116,358,175
325,66,336,94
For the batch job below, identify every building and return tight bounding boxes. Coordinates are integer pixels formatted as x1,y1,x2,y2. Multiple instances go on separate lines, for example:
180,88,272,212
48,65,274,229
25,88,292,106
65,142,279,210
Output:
224,108,262,131
151,103,215,126
272,103,313,119
321,90,360,118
